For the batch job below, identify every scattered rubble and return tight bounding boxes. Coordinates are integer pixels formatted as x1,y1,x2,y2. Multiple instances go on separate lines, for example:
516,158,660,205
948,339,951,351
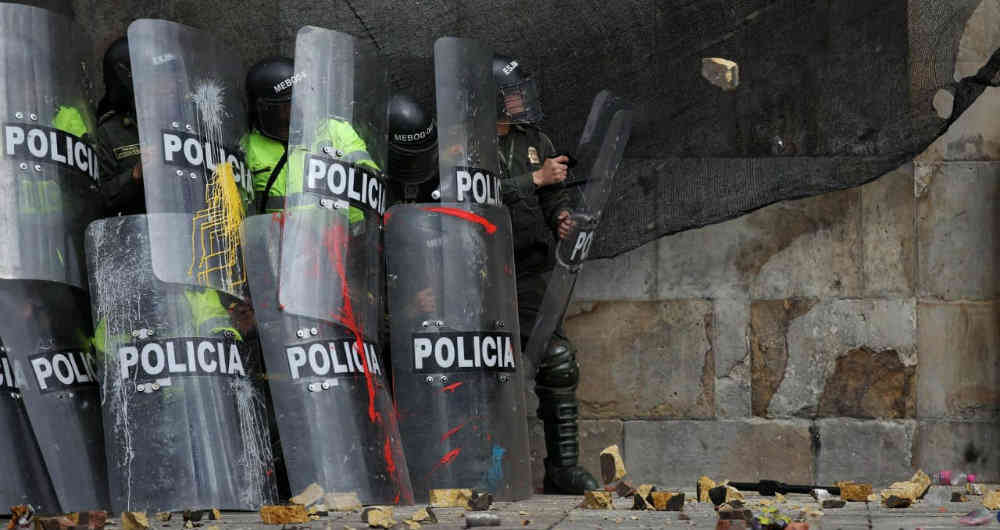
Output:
259,505,309,525
923,486,951,505
967,483,984,496
821,499,845,509
579,491,614,510
290,483,325,507
880,470,931,505
649,491,684,511
982,489,1000,510
466,491,493,511
599,445,627,484
429,489,473,508
834,481,872,501
121,513,149,530
954,492,969,503
410,507,437,525
9,506,34,530
154,513,171,523
360,507,395,529
883,495,912,509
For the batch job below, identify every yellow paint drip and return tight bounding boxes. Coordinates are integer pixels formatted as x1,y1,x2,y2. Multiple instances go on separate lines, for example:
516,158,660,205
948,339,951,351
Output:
188,161,247,291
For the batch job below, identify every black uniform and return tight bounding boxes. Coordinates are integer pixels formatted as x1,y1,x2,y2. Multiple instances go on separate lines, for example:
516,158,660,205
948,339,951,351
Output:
95,109,144,216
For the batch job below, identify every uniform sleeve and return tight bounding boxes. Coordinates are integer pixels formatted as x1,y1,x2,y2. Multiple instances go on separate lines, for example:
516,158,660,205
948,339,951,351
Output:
95,122,143,215
536,131,572,233
500,133,537,204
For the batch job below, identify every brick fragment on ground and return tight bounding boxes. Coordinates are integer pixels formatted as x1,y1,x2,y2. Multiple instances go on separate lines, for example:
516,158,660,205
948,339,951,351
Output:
822,498,846,509
410,507,437,524
467,491,493,511
599,444,627,484
429,489,473,508
880,470,932,504
579,490,614,509
982,489,1000,510
259,505,309,525
120,513,149,530
649,491,685,511
884,495,912,508
290,482,325,506
698,476,716,502
360,506,395,529
834,481,873,501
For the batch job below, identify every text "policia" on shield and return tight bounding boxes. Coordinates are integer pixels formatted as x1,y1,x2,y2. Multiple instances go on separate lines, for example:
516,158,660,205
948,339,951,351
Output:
412,331,516,373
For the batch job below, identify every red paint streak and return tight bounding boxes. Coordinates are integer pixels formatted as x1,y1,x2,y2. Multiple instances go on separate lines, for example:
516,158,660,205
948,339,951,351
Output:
441,381,464,393
321,225,376,423
442,423,465,442
384,211,393,224
383,434,396,474
270,211,286,228
394,493,400,505
486,433,492,441
440,448,461,465
423,207,497,234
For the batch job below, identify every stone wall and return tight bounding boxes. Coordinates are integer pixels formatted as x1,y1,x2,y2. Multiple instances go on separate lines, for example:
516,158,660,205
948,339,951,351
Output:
558,85,1000,491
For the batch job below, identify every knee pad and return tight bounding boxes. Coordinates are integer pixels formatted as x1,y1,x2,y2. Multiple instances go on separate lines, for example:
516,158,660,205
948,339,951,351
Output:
535,337,579,390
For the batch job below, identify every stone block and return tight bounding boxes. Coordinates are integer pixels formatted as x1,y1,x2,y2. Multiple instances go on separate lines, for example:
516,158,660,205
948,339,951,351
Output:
752,299,917,418
567,301,714,419
715,298,751,418
815,419,916,486
860,165,916,297
913,422,1000,483
574,240,659,301
746,188,862,300
917,302,1000,421
655,186,863,301
623,419,814,488
916,162,1000,300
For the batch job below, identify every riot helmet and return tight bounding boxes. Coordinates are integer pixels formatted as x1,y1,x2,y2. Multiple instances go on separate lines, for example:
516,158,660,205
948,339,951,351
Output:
493,54,543,124
246,57,294,141
388,93,437,184
99,37,133,114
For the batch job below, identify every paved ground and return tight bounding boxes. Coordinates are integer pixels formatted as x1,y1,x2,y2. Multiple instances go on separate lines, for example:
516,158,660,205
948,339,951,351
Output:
5,489,998,529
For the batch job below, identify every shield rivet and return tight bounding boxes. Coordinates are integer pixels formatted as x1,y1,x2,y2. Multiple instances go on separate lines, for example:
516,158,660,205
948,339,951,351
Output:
19,163,27,170
33,164,41,172
135,383,145,392
495,320,505,329
435,320,445,327
310,328,318,336
431,189,441,200
176,170,184,176
296,330,305,339
189,172,198,179
29,113,37,121
321,381,331,390
322,146,332,155
14,112,23,119
421,321,430,328
171,121,180,128
425,376,434,384
440,375,448,383
151,383,161,391
307,382,322,392
335,150,344,158
185,124,193,131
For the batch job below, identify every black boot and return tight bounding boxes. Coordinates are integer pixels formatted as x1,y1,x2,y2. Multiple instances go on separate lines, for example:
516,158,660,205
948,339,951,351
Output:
535,337,599,494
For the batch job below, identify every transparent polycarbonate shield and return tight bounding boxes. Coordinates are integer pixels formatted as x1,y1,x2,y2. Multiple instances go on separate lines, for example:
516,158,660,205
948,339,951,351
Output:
243,213,413,505
0,280,108,511
86,214,276,512
0,340,61,514
279,26,388,328
434,37,500,206
0,4,102,289
524,90,633,363
385,204,531,502
128,19,252,299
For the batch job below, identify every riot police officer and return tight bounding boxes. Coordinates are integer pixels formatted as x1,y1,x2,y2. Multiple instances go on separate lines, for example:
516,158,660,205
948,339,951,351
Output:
96,37,144,216
244,57,293,213
494,54,598,494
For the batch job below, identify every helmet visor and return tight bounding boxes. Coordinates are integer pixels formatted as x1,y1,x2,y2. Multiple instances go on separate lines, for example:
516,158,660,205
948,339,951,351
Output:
498,78,543,124
255,97,291,140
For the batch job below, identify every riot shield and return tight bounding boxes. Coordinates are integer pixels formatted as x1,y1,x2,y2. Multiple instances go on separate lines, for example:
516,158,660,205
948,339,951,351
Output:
523,91,633,364
434,37,500,207
264,26,411,505
86,214,277,512
128,19,253,299
243,213,412,505
383,37,530,502
0,4,108,512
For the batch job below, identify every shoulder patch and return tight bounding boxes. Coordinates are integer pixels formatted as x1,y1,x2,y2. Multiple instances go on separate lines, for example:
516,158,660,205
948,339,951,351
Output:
527,146,540,164
113,143,140,160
